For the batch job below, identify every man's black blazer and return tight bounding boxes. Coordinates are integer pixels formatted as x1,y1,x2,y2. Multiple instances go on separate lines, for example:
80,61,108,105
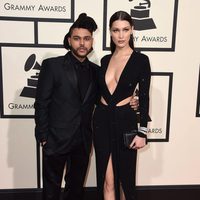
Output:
34,52,99,155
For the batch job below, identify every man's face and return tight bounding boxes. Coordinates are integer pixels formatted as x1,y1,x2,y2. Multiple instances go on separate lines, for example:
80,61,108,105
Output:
68,28,93,61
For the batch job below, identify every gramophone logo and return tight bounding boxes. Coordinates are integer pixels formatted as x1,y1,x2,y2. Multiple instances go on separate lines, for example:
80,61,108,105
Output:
20,54,41,98
0,46,65,118
103,0,179,51
129,0,156,31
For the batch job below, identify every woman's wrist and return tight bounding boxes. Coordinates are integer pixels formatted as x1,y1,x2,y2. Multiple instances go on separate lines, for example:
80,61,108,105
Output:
137,127,148,143
137,131,147,138
138,127,147,135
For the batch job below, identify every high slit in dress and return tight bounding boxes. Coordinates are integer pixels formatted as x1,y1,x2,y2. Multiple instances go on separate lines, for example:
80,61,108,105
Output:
93,51,151,200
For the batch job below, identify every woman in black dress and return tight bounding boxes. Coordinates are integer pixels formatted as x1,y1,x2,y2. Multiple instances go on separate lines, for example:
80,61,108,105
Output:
93,11,151,200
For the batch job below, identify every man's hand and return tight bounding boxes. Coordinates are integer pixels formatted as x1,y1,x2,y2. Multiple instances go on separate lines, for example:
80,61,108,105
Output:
41,141,47,147
129,95,139,110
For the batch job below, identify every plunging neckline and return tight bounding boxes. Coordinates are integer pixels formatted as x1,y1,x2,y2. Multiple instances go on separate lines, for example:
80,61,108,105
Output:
104,51,135,97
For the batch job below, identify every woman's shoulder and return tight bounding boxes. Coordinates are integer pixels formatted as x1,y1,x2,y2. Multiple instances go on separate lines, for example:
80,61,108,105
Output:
132,51,150,68
133,51,151,73
100,54,112,63
134,51,149,60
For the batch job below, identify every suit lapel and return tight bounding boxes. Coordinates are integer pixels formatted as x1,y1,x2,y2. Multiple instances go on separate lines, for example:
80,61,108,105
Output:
63,52,96,105
82,64,96,104
63,53,79,96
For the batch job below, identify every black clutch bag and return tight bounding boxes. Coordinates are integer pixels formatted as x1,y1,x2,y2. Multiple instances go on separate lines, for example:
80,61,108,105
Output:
123,130,138,148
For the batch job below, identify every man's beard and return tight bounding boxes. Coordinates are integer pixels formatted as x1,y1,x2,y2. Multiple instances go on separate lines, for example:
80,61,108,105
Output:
71,46,93,59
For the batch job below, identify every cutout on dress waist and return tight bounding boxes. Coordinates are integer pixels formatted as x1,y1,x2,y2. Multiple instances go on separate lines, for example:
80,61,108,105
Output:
100,96,132,107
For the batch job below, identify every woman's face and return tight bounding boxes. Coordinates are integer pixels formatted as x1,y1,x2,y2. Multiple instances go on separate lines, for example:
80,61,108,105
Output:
110,20,133,49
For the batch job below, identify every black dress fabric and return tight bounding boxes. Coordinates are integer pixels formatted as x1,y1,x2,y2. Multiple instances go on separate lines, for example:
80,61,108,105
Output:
93,51,151,200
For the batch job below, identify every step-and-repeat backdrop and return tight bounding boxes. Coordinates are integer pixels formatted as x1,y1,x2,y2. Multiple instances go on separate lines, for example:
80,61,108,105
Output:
0,0,199,188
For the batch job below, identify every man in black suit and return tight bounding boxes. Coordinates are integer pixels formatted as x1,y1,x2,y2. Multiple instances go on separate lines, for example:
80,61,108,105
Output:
34,13,99,200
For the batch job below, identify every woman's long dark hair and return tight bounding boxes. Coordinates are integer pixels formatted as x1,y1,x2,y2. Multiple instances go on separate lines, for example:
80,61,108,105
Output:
109,11,134,53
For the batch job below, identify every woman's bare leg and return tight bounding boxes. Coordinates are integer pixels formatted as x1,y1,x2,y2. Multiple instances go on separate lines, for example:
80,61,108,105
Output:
104,155,115,200
120,183,126,200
